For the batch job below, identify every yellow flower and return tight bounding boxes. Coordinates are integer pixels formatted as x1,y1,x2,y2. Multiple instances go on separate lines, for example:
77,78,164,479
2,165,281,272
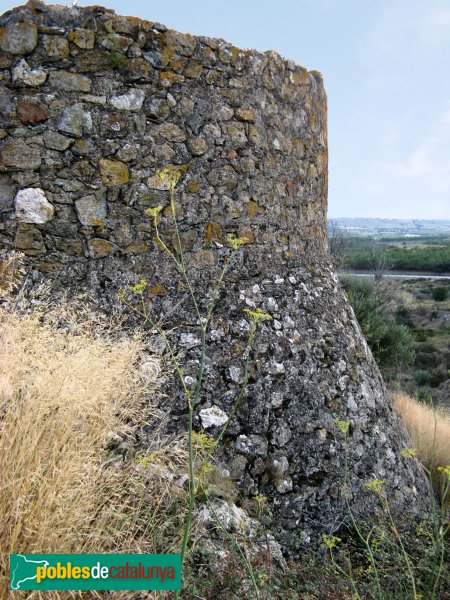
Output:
401,448,416,459
128,279,148,295
254,493,267,508
192,431,215,451
321,533,341,550
145,205,164,218
334,419,351,435
156,165,186,191
371,526,388,549
364,479,385,494
437,465,450,481
137,452,156,467
226,233,250,250
243,308,272,322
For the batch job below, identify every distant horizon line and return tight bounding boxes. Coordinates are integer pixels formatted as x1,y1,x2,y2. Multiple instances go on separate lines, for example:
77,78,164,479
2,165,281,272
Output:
327,217,450,221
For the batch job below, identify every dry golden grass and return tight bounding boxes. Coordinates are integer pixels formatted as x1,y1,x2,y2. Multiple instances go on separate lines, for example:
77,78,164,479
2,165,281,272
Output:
0,287,188,599
393,391,450,471
0,251,25,300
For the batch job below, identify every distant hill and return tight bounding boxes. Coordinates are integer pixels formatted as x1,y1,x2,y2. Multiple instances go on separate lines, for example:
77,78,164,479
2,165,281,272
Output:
328,218,450,236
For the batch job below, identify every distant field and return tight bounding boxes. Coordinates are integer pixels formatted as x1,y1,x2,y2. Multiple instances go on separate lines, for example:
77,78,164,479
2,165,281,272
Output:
332,231,450,274
330,221,450,408
347,243,450,273
329,217,450,236
383,278,450,410
340,273,449,410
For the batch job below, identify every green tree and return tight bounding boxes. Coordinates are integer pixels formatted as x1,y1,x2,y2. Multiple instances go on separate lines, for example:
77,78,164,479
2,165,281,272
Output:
340,275,415,369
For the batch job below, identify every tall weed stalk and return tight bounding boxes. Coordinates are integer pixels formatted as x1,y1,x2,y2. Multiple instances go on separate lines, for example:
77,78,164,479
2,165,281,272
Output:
121,166,271,596
332,418,449,599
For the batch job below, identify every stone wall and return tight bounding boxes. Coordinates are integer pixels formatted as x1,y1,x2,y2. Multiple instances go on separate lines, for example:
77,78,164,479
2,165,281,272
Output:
0,0,428,554
0,0,327,273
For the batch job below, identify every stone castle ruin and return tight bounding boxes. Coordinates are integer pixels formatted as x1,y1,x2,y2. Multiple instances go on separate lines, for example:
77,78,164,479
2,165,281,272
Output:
0,0,428,553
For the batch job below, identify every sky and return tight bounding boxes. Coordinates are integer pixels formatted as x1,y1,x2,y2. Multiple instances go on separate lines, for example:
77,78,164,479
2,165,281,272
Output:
1,0,449,219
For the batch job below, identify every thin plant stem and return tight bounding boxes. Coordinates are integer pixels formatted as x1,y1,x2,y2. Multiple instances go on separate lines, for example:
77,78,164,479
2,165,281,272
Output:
203,322,257,466
206,494,260,599
157,193,235,596
342,433,383,600
178,402,195,572
163,187,202,325
157,193,238,411
204,252,238,327
430,478,449,599
120,296,190,402
157,203,198,598
153,217,183,272
177,316,258,595
125,173,263,599
328,546,361,600
380,495,417,599
422,403,444,600
191,247,240,411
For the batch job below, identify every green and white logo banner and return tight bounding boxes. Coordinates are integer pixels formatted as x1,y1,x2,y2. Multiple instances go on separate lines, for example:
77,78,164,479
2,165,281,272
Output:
10,554,181,591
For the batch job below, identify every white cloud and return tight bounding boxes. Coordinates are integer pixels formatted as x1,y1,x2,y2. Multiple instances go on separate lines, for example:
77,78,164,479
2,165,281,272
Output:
360,0,450,62
332,97,450,219
374,132,450,194
419,6,450,46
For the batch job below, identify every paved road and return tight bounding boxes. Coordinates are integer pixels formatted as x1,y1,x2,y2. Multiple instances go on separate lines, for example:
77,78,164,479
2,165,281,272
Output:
342,271,450,280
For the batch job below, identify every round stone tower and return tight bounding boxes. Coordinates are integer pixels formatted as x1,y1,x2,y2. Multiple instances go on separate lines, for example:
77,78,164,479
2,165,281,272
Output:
0,0,428,553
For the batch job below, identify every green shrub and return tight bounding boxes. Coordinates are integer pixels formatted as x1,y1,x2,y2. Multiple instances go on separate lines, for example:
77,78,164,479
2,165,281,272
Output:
340,275,415,369
346,244,450,272
396,304,412,325
415,352,438,370
417,304,427,316
414,388,434,405
428,369,447,388
414,328,428,342
414,369,431,386
419,343,438,353
432,286,448,302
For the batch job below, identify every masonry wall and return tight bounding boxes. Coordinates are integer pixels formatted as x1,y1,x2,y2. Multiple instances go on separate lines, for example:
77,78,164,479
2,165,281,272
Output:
0,0,327,276
0,0,428,555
